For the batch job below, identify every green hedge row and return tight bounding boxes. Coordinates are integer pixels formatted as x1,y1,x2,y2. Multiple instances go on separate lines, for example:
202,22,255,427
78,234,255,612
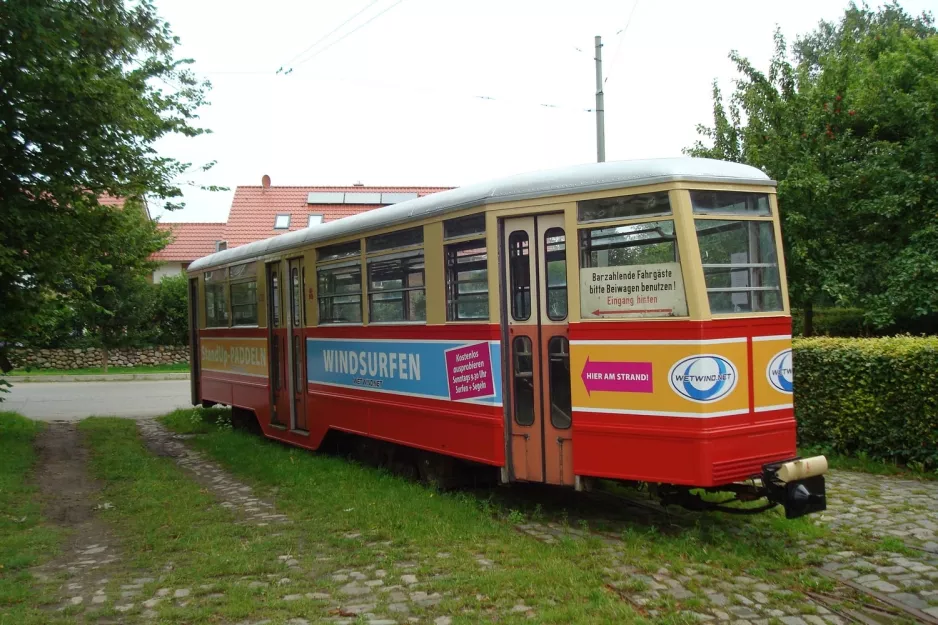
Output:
794,336,938,471
791,307,938,337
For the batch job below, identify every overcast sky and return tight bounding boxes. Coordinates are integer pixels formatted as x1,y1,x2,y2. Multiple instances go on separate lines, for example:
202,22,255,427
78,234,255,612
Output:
151,0,935,223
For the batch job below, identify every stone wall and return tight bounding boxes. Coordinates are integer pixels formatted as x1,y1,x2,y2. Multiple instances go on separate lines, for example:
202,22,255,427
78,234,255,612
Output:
12,346,189,371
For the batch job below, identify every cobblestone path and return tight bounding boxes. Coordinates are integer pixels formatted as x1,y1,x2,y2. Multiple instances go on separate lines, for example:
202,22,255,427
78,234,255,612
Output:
514,470,938,623
57,419,937,625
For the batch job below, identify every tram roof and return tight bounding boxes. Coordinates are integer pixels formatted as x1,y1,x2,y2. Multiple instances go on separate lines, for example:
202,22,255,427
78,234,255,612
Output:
188,157,773,272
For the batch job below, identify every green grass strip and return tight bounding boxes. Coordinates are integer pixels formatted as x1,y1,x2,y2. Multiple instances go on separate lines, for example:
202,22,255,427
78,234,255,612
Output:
0,412,63,624
7,362,189,376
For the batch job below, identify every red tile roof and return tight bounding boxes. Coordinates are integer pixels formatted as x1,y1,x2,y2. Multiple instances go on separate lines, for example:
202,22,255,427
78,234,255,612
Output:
223,185,452,249
152,222,225,262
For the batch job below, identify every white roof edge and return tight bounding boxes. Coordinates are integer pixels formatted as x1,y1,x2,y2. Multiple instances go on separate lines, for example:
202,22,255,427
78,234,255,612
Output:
188,157,773,272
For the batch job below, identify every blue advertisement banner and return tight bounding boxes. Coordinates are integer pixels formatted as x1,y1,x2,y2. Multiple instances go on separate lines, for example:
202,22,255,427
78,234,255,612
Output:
307,338,503,405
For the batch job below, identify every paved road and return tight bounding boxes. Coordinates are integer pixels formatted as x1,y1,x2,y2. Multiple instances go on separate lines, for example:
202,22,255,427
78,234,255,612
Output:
3,380,193,420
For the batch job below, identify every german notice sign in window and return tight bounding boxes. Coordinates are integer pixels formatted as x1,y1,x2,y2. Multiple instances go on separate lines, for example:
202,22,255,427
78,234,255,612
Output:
580,262,687,319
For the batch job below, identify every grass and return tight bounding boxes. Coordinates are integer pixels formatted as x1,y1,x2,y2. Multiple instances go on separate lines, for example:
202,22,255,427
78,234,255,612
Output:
800,445,938,481
6,362,189,376
151,407,848,623
0,412,63,625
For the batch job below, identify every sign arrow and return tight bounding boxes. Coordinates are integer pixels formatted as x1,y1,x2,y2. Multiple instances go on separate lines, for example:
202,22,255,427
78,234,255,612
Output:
591,308,674,316
580,357,654,396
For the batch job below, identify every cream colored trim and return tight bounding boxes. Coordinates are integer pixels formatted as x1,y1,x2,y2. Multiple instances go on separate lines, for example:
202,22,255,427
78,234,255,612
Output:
671,189,709,321
771,194,791,313
485,210,500,325
424,221,445,325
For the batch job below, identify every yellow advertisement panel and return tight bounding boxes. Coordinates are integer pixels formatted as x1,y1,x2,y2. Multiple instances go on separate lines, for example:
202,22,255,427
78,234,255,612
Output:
570,338,749,418
752,335,793,411
200,337,269,378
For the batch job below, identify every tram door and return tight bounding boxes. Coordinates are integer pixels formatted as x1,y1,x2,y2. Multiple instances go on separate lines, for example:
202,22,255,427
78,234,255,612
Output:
286,258,308,431
503,214,574,486
266,261,289,427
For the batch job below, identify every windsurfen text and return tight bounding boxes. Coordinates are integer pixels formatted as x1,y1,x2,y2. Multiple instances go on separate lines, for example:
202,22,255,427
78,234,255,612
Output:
323,350,421,381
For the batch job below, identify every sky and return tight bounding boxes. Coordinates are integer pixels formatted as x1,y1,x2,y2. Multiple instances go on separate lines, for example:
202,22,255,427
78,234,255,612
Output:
151,0,936,223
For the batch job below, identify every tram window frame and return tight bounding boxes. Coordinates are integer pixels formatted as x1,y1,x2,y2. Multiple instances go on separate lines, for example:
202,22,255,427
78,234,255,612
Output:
229,262,258,326
695,218,783,314
367,251,427,323
691,191,771,216
317,260,363,324
508,230,532,321
547,336,572,429
204,269,229,327
317,240,361,263
445,239,489,321
543,227,567,321
366,226,423,253
579,219,680,269
577,191,672,224
443,213,486,240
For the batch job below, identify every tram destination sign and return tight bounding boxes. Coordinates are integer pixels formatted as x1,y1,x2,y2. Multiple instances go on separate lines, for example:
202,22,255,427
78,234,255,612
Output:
580,262,687,318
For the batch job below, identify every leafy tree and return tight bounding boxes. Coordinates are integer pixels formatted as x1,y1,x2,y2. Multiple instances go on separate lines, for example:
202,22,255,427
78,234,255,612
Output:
150,273,190,346
70,198,168,371
687,3,938,332
0,0,210,371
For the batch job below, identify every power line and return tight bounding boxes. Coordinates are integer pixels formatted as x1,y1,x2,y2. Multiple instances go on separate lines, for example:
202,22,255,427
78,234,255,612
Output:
291,0,406,70
277,0,381,74
604,0,639,84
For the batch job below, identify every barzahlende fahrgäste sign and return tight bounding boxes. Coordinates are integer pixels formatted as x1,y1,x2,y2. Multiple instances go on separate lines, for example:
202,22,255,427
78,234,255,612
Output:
580,262,687,318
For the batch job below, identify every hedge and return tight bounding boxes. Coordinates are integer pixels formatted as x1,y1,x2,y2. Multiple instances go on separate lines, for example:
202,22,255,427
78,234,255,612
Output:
794,336,938,471
791,307,938,337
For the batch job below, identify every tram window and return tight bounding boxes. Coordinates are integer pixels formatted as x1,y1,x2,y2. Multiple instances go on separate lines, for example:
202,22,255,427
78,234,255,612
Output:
443,213,486,239
291,266,302,326
544,228,567,321
317,240,361,262
548,337,572,429
696,220,782,314
366,226,423,253
230,262,257,326
512,336,535,426
445,240,488,321
230,281,258,325
691,191,771,216
317,263,362,324
578,191,671,223
579,220,678,268
204,270,229,327
270,271,280,328
367,252,426,323
508,231,531,321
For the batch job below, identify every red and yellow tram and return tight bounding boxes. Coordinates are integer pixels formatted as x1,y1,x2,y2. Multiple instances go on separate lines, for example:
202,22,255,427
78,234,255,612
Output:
187,158,826,518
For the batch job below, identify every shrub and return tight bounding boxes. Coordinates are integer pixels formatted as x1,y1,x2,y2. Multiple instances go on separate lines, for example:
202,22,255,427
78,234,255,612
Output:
792,307,938,337
794,336,938,470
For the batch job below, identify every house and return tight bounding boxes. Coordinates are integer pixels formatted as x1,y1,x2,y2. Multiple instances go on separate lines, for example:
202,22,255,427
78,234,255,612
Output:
150,176,452,281
151,222,226,282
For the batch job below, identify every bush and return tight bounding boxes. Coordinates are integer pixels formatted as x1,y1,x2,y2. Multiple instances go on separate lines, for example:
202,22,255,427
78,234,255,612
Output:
148,274,189,346
794,336,938,470
792,307,938,337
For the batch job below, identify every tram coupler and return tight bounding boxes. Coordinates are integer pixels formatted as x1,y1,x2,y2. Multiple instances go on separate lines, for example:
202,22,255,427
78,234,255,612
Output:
761,456,828,519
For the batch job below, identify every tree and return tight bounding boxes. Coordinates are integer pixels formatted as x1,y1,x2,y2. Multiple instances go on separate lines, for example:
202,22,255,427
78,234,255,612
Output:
69,198,168,371
687,3,938,331
0,0,210,371
150,273,190,346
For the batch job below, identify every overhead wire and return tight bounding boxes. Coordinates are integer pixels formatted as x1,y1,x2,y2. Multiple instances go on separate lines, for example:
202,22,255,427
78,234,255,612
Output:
291,0,407,69
604,0,639,84
276,0,382,74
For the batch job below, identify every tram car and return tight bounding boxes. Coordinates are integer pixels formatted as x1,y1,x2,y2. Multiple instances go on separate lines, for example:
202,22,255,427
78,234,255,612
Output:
186,158,827,518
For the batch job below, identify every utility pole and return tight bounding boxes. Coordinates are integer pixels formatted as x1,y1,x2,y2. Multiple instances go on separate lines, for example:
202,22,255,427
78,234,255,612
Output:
594,35,605,163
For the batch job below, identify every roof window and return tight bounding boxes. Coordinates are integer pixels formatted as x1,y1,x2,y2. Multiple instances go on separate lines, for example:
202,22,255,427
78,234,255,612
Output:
308,214,324,227
274,214,291,229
